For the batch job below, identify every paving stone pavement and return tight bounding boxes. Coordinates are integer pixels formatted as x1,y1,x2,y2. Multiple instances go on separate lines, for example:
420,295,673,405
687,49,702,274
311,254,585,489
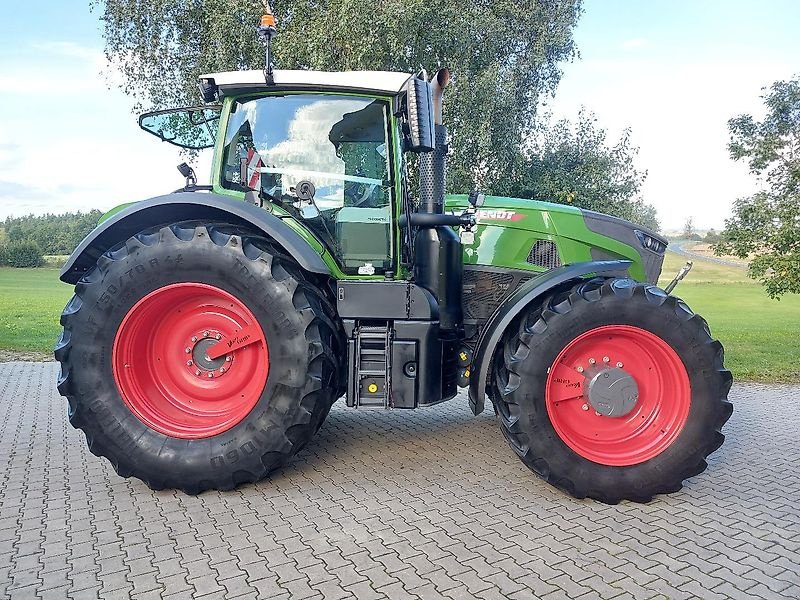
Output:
1,361,798,599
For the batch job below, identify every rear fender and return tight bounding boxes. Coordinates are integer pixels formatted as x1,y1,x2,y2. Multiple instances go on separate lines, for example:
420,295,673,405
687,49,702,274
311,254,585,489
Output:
60,192,330,284
468,260,632,415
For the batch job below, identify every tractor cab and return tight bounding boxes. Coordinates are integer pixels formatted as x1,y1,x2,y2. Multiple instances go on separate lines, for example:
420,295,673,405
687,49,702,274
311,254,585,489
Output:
140,69,423,278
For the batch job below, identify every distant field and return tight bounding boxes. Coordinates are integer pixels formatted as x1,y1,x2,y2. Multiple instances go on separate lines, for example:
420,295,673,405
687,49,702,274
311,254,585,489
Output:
679,242,750,267
1,257,799,382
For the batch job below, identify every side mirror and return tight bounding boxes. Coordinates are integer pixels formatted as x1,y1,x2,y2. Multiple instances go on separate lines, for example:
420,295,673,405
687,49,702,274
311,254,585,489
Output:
139,106,221,149
468,191,485,208
177,162,197,186
405,77,435,153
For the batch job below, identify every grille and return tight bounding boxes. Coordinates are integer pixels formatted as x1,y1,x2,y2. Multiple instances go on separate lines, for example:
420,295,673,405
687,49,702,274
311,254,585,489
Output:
462,269,533,321
463,271,514,320
527,240,561,269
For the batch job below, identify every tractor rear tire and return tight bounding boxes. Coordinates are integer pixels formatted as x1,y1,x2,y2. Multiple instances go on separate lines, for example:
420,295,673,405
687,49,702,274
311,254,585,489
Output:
55,222,343,493
493,278,733,504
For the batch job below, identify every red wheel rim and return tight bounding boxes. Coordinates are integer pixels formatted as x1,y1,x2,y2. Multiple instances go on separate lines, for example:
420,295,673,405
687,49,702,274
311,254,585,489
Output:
112,283,268,439
545,325,690,466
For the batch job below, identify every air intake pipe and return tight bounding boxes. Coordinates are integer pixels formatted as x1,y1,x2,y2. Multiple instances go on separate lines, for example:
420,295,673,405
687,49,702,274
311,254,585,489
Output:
414,68,463,337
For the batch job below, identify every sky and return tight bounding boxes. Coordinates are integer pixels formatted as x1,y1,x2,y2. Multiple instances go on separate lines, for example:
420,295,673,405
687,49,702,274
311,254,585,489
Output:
0,1,798,231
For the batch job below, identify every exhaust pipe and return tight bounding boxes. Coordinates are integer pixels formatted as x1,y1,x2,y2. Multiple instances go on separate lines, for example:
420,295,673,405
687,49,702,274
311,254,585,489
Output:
415,67,463,338
419,68,450,215
430,68,450,126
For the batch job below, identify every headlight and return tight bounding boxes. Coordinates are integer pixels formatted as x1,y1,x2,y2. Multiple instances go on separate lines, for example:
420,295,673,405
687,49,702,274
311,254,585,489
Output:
635,230,667,254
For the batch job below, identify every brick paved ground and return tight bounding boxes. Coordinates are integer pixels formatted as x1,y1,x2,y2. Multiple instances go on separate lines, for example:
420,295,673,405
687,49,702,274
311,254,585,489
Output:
1,361,798,599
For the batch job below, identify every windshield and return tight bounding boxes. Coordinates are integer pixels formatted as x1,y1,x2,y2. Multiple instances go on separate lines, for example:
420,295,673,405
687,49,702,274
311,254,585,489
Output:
222,94,391,207
222,94,394,275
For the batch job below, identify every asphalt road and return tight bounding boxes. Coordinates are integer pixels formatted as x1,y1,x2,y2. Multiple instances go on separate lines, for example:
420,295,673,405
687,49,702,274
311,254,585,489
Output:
1,362,798,599
668,243,746,269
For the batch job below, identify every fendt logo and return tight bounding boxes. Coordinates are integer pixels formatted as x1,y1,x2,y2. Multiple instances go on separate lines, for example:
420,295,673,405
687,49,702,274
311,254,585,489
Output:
475,209,525,222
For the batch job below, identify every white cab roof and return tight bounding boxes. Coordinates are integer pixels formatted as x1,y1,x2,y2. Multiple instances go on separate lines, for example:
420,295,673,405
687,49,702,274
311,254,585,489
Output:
201,69,413,96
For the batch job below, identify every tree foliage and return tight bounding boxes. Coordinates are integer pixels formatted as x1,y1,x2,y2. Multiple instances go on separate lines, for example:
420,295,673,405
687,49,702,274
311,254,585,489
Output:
505,110,658,230
0,241,44,268
95,0,582,195
3,211,103,256
716,76,800,298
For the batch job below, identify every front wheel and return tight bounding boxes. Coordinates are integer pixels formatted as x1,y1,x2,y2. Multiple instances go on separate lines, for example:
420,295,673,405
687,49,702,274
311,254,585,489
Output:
493,278,733,504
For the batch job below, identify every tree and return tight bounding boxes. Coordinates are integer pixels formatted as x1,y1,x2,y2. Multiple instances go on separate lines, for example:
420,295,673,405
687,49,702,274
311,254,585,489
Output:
3,210,104,256
505,110,659,231
704,228,720,244
1,241,43,268
716,76,800,298
94,0,583,195
682,216,695,239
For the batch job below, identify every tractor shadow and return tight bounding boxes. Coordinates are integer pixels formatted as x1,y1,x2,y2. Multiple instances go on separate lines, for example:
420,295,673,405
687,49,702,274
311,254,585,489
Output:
252,391,540,494
301,392,502,464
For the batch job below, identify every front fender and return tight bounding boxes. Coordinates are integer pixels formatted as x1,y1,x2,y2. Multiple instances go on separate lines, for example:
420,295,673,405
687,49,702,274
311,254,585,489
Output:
468,260,632,415
60,192,330,284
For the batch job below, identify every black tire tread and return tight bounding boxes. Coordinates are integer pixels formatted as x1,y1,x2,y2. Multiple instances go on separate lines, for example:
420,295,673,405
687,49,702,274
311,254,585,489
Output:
56,221,343,493
493,277,733,504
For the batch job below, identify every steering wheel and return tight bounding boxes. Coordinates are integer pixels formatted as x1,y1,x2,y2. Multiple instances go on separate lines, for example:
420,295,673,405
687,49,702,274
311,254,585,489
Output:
345,180,379,207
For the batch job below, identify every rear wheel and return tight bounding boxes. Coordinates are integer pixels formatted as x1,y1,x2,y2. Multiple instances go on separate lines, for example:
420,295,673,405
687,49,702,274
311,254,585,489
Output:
493,278,733,503
55,222,342,493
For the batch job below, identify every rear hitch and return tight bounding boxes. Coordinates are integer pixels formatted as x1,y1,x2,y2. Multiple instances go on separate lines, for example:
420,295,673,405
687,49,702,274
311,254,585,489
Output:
665,260,693,294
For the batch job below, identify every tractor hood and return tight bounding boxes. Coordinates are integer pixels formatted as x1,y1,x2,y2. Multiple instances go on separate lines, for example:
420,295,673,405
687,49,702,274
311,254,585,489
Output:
445,194,667,284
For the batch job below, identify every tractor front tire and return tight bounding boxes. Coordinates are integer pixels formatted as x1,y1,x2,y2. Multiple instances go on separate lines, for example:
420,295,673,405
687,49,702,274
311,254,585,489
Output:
55,222,342,493
493,278,733,504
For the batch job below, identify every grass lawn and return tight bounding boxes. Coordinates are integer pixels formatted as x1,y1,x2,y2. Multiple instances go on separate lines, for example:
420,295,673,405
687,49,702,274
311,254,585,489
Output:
0,268,73,356
1,256,798,382
659,253,800,383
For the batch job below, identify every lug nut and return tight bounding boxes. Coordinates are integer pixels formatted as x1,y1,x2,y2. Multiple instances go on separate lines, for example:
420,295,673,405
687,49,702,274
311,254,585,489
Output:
219,367,226,374
195,370,201,376
185,347,192,354
191,336,198,343
203,331,209,338
576,366,584,373
581,404,589,411
616,361,624,368
215,333,221,340
603,356,610,363
207,372,214,378
187,360,193,366
588,358,596,365
225,356,232,362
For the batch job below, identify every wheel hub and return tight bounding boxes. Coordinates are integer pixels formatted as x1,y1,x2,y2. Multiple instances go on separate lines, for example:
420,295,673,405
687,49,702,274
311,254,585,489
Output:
186,332,231,377
585,366,639,417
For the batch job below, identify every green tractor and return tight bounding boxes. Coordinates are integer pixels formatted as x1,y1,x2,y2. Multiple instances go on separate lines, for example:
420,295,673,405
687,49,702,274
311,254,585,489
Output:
55,19,732,504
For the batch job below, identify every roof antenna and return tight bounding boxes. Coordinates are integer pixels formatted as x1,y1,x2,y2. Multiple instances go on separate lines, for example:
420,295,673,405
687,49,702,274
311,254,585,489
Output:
258,2,277,85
